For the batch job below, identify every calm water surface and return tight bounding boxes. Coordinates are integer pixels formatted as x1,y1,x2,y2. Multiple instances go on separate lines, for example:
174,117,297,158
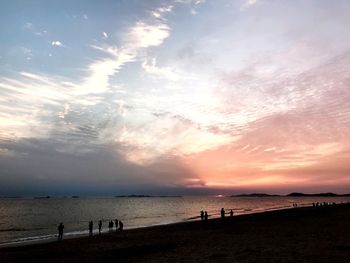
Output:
0,196,349,245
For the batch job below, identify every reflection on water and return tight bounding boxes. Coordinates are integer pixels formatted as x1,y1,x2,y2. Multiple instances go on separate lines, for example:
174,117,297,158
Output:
0,196,349,244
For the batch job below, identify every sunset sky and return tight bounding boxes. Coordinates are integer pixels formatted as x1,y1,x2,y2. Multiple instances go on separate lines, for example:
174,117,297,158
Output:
1,0,350,195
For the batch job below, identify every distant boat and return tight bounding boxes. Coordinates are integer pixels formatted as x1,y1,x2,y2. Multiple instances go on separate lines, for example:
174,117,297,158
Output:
71,196,80,198
34,196,50,199
115,195,152,198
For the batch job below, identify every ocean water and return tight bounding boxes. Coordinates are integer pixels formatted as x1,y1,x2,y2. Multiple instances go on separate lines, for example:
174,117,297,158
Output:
0,196,349,245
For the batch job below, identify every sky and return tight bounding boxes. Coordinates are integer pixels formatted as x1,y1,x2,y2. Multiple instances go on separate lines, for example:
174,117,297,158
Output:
1,0,350,195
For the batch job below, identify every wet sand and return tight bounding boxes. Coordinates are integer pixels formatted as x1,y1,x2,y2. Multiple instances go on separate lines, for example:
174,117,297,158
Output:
1,204,350,263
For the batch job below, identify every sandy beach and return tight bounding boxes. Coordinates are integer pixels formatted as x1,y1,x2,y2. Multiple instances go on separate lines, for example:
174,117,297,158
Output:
1,204,349,263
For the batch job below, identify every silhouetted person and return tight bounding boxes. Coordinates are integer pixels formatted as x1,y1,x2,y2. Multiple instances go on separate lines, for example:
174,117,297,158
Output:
221,208,225,219
58,223,64,241
115,219,119,230
108,221,112,232
89,221,93,236
200,210,204,220
98,220,102,235
204,211,208,221
119,221,124,231
230,209,234,217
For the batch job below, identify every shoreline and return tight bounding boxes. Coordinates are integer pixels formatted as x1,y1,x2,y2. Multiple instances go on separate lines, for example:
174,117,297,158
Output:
1,200,347,249
0,204,299,248
0,201,342,248
1,203,350,262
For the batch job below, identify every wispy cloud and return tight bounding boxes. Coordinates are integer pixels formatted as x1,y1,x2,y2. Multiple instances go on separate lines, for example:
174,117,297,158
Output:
76,6,172,98
0,3,174,146
151,5,173,19
102,31,108,39
142,58,180,81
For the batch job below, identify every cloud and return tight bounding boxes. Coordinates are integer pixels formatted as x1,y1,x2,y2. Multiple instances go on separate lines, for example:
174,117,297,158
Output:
4,0,350,194
142,58,180,81
24,22,33,30
0,138,199,195
151,4,173,18
34,30,47,37
126,22,170,49
175,0,205,5
102,31,108,39
184,51,350,189
77,10,171,97
51,41,64,47
240,0,258,11
0,3,174,145
19,47,33,60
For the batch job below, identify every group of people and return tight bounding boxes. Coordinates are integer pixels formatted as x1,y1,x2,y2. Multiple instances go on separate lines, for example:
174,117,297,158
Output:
313,202,336,207
106,219,124,233
58,219,124,241
200,208,235,221
220,208,234,219
59,208,237,241
200,210,209,220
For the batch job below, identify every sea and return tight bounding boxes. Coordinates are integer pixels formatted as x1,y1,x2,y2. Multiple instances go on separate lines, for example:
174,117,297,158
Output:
1,195,349,246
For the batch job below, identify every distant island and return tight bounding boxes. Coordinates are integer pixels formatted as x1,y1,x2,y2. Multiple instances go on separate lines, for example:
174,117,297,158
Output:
231,193,280,197
115,195,182,198
286,192,350,197
231,192,350,197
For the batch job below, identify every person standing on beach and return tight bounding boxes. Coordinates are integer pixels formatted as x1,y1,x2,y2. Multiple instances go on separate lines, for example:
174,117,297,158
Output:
58,223,64,241
221,208,225,219
109,220,114,232
89,221,93,236
115,219,119,231
204,211,208,221
230,209,234,217
200,210,204,220
98,220,102,235
119,221,124,231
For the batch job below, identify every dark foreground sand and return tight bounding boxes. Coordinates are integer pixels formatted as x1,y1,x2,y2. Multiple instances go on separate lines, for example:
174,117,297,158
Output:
1,204,350,263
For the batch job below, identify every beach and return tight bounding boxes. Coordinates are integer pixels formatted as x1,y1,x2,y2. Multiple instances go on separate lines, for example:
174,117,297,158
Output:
1,203,349,263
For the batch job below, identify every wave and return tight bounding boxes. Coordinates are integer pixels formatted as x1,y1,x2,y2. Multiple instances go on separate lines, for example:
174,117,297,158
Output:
0,227,46,232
